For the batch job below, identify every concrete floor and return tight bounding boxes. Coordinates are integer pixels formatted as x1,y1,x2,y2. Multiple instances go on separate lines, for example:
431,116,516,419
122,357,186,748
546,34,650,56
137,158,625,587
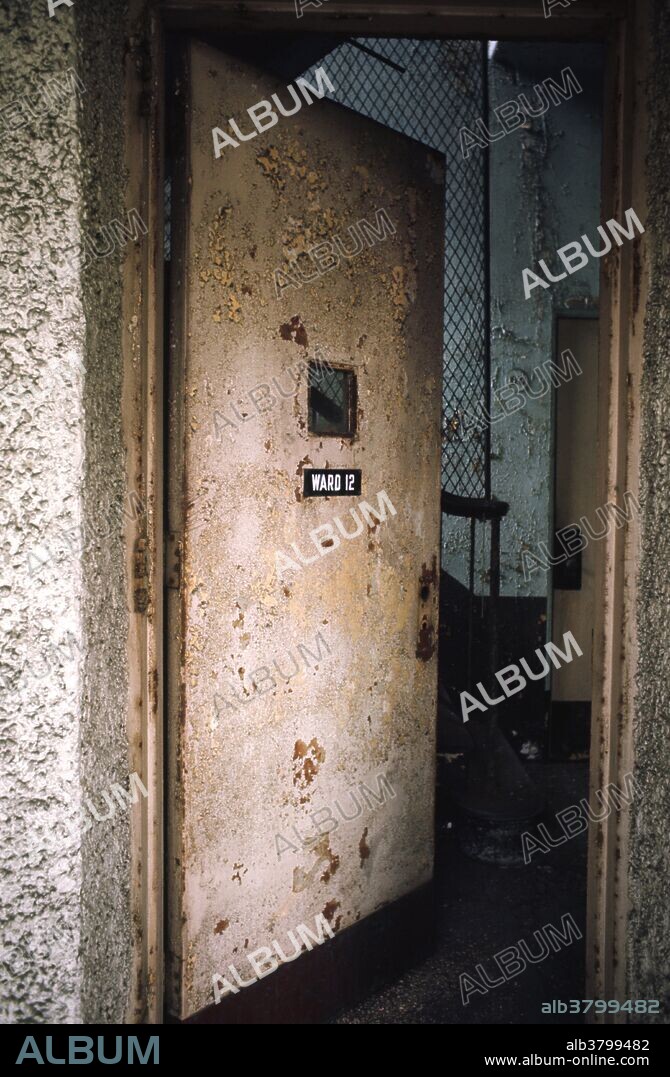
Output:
333,762,588,1024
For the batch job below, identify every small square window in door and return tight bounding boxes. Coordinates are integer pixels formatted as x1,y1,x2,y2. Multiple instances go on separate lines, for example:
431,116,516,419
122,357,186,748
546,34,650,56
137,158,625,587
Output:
308,363,357,438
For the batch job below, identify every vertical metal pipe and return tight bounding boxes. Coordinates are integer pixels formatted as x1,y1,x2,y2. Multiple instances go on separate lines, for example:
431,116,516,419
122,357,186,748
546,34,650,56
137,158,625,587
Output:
468,516,476,688
482,40,492,503
483,44,497,741
482,514,500,789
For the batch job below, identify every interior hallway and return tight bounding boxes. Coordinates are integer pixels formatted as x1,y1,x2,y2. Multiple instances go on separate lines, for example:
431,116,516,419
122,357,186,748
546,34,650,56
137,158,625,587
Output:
333,763,587,1024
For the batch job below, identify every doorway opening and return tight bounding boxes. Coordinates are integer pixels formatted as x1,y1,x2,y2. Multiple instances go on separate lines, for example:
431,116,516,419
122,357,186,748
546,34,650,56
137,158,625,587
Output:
297,33,605,1024
163,30,606,1023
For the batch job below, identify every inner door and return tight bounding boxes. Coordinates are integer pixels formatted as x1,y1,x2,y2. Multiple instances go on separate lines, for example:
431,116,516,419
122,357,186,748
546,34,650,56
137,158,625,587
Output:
167,39,445,1021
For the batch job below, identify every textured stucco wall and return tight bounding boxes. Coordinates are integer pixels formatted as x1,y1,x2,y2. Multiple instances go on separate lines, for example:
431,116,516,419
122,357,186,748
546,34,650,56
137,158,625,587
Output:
0,0,131,1024
0,0,85,1023
628,0,670,1014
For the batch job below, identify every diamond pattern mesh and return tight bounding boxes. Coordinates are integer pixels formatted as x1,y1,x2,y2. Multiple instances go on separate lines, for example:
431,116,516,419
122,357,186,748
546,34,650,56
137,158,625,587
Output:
303,38,489,498
308,364,354,436
309,363,345,407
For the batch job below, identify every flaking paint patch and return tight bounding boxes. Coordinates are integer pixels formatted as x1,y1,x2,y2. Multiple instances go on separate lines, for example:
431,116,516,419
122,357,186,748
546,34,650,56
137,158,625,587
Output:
295,455,312,482
232,863,247,885
322,900,342,932
293,737,326,792
257,137,329,204
383,260,417,321
292,834,339,893
279,315,308,346
359,827,370,866
198,201,256,323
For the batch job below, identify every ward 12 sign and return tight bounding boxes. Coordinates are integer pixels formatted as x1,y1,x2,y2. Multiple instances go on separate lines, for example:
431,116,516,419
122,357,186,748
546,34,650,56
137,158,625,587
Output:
303,469,362,498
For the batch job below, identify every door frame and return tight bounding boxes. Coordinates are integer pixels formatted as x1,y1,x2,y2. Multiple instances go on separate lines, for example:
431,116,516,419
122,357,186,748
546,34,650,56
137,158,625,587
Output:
121,0,647,1023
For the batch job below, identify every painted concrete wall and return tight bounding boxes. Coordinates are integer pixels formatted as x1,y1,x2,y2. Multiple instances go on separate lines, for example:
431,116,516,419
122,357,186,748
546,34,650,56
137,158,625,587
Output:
629,0,670,1013
0,0,131,1024
484,43,603,599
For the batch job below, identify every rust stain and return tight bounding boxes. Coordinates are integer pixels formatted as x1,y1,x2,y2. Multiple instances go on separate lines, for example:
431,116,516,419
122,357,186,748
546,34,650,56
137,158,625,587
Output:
419,556,438,592
320,850,340,883
293,737,326,790
295,455,312,502
149,666,159,712
416,618,436,662
359,827,370,866
214,919,229,935
279,315,308,347
322,899,342,931
232,862,247,885
232,604,244,629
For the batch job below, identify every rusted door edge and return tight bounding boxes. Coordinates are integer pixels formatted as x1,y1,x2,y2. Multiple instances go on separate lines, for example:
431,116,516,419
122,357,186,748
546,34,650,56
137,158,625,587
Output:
123,0,166,1025
586,2,647,1024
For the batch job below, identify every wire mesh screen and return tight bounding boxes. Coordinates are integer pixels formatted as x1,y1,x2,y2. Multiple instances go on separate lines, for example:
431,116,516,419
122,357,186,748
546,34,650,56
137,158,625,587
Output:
308,363,356,437
302,38,489,499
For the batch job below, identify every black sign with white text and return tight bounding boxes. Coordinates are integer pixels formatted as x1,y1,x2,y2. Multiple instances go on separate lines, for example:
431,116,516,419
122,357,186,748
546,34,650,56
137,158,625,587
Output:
303,468,362,497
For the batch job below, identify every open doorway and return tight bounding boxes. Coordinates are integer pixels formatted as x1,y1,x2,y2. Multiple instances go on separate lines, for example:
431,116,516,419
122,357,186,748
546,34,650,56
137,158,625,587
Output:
296,34,606,1023
164,30,609,1024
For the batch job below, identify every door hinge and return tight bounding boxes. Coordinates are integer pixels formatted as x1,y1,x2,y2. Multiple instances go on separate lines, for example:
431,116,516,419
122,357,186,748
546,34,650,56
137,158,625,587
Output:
133,537,149,614
416,555,438,661
165,533,182,590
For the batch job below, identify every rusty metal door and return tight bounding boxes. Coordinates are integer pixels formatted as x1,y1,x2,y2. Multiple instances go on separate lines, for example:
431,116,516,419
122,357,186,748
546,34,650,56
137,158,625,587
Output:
166,39,444,1021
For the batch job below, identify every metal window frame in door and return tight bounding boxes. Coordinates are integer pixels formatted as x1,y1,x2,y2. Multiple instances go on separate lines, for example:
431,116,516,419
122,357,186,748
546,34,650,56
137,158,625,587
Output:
121,0,645,1024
